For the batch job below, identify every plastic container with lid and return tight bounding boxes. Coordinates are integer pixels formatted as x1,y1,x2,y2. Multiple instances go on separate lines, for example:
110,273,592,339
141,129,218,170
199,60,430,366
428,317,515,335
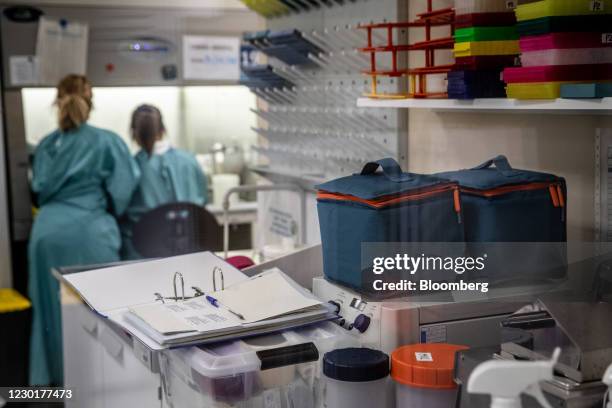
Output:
515,0,612,22
521,48,612,67
392,343,468,408
323,348,391,408
455,0,517,15
160,322,357,408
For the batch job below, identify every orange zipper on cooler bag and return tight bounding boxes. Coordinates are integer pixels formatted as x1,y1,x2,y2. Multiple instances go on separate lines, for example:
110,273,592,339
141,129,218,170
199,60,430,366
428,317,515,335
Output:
461,181,565,220
317,184,463,223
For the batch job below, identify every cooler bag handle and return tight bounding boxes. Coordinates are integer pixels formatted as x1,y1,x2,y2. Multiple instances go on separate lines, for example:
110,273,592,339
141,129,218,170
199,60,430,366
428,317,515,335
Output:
471,155,516,177
360,158,414,182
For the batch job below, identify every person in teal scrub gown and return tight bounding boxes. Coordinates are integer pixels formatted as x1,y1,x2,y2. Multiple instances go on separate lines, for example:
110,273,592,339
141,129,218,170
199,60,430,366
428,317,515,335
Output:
120,104,207,260
28,74,140,386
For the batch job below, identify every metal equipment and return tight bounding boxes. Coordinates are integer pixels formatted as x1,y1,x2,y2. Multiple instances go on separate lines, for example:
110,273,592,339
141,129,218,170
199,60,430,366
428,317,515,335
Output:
312,277,547,354
455,299,612,408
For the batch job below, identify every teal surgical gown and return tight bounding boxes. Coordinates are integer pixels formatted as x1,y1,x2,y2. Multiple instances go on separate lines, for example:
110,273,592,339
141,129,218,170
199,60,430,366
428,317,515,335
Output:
120,146,207,260
28,124,140,386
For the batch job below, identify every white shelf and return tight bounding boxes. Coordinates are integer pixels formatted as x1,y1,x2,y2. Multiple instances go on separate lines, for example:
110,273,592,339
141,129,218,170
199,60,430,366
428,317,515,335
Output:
357,97,612,114
249,166,325,190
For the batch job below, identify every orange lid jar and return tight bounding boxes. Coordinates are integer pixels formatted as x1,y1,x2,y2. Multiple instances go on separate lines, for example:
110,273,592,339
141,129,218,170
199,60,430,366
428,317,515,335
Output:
391,343,468,408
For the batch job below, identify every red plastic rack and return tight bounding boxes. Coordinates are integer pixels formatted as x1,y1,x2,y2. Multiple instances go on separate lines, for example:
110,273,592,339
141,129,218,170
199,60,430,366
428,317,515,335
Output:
358,1,455,99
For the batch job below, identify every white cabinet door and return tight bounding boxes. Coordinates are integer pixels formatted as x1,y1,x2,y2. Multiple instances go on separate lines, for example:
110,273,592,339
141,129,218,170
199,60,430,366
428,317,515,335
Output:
62,301,105,408
99,323,161,408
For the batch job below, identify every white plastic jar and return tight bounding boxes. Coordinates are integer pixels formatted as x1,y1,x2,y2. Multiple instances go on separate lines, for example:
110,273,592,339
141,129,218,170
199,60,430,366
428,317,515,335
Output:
391,343,468,408
322,348,391,408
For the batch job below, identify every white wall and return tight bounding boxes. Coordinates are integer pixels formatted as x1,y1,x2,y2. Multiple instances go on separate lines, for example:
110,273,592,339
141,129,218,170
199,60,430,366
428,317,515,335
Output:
407,111,609,242
182,86,258,154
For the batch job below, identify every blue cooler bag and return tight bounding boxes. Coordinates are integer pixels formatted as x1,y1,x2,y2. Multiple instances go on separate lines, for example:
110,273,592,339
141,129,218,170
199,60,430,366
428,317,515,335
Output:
316,158,464,291
437,155,567,283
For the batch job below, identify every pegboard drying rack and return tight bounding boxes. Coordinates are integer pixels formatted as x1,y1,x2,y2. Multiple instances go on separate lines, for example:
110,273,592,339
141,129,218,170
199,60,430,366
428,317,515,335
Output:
242,0,409,181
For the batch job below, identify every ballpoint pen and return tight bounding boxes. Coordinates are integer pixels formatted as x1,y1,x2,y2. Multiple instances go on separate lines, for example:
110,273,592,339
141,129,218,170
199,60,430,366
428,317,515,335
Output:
205,295,245,321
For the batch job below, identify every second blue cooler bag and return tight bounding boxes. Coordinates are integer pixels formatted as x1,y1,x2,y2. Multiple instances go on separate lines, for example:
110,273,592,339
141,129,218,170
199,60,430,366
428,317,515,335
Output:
437,155,567,282
316,158,464,291
436,155,566,243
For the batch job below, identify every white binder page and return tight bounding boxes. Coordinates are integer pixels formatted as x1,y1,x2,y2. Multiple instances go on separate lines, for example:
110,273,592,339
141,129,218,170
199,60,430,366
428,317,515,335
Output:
213,268,323,323
128,297,239,334
63,252,247,315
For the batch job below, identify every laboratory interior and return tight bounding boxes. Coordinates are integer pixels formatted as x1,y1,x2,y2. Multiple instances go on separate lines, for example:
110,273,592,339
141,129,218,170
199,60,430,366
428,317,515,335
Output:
0,0,612,407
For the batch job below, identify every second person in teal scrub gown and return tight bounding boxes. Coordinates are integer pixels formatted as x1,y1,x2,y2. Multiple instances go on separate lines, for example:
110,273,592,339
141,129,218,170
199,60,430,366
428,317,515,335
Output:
121,104,208,260
28,74,140,386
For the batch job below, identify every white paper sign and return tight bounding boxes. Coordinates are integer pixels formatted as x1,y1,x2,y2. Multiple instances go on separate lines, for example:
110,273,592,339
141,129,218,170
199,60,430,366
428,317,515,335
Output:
9,56,39,85
36,17,88,85
183,35,240,81
415,352,434,362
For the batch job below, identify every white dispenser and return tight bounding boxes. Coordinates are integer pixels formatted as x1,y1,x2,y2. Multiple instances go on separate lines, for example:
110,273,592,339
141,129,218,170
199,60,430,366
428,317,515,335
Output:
467,348,561,408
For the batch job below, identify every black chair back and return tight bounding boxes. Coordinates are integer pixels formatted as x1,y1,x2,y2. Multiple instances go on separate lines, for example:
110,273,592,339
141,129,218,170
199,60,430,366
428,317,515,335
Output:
132,202,222,258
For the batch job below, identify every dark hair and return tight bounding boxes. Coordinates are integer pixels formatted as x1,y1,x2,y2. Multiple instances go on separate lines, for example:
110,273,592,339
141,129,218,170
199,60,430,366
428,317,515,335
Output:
131,104,165,156
56,74,92,131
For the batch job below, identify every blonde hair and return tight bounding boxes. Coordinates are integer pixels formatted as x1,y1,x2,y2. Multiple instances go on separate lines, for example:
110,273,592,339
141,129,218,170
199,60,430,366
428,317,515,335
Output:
56,74,92,132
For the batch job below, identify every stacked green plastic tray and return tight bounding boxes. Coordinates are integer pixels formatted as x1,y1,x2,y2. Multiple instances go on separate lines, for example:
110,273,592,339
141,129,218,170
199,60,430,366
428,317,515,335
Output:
454,26,519,43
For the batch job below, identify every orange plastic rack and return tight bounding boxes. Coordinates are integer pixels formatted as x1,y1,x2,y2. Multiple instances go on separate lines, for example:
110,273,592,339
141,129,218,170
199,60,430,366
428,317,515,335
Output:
358,1,455,99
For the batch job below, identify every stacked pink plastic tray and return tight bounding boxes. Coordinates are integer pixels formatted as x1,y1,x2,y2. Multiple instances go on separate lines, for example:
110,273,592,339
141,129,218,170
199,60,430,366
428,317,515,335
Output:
504,63,612,83
520,32,612,66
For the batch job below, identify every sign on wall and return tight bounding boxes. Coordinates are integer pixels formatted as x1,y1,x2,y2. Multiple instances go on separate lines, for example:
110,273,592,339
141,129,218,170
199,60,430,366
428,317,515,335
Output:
36,17,88,85
182,35,240,81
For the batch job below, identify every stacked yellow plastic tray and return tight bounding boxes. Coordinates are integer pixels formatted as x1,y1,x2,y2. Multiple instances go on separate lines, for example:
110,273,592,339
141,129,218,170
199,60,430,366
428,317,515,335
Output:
515,0,612,21
506,81,590,99
453,40,520,57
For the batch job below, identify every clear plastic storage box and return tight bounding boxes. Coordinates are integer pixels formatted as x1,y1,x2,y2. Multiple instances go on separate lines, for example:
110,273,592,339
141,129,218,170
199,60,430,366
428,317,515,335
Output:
160,322,356,408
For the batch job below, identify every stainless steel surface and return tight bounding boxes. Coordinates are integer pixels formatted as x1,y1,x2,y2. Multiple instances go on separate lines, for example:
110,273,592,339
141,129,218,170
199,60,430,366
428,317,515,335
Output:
0,74,12,287
3,90,32,241
502,299,612,383
544,300,612,382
